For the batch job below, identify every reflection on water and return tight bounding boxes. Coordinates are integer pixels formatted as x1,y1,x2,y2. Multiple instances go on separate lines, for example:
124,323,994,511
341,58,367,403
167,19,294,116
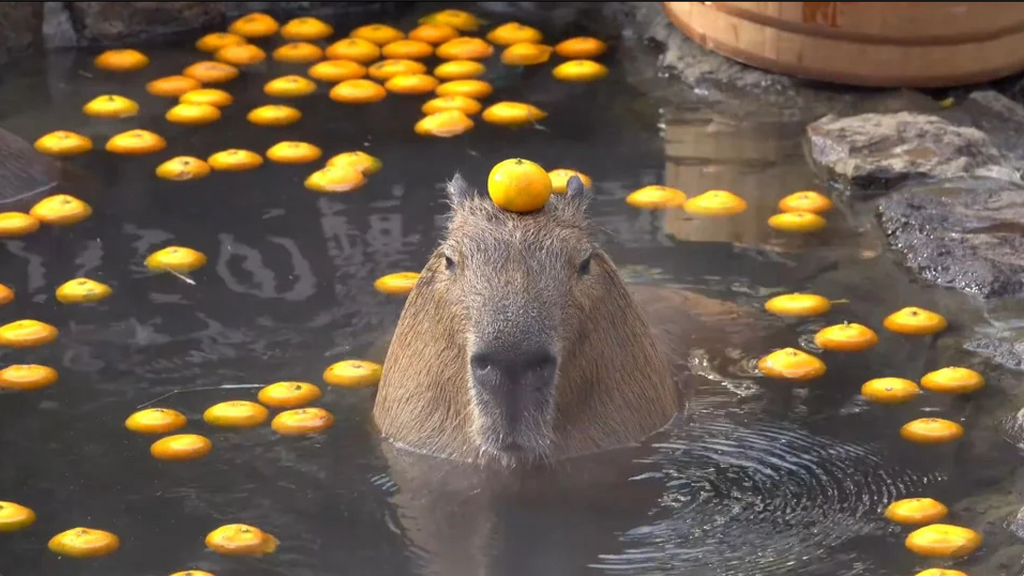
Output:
0,4,1022,576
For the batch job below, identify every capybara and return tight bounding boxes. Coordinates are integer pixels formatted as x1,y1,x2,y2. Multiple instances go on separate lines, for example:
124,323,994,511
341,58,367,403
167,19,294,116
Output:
373,173,763,466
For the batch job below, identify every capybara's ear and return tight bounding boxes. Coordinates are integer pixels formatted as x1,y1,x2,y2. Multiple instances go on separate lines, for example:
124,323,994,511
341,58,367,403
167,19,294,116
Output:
563,174,592,216
445,172,478,207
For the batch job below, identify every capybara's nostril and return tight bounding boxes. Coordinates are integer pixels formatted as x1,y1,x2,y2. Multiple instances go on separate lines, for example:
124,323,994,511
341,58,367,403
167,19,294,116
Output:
470,353,493,376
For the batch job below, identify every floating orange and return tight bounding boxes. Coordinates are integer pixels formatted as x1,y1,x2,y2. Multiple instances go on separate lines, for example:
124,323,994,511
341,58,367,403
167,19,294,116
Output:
883,307,948,336
307,59,367,83
55,278,112,304
384,73,440,95
552,59,609,82
48,527,120,558
94,49,149,72
0,283,12,305
421,95,482,116
904,524,982,558
29,194,92,226
33,130,93,157
763,293,831,317
228,12,280,39
82,94,139,119
182,61,240,84
435,78,493,99
304,166,367,193
813,322,879,352
179,88,234,107
325,38,381,63
768,211,827,233
272,41,324,64
350,24,405,46
408,23,460,45
124,407,188,434
419,9,480,32
0,319,59,348
206,524,279,557
756,348,826,381
500,42,554,66
266,141,323,164
480,101,547,126
207,149,264,172
548,169,593,193
900,418,964,444
436,37,494,60
165,102,222,126
323,359,383,387
0,364,58,391
433,59,486,80
554,36,608,59
325,151,382,175
486,22,543,46
155,156,212,181
0,212,41,238
368,58,428,81
625,185,687,210
885,498,949,525
860,377,920,404
683,190,748,217
214,43,266,66
382,39,435,60
146,75,202,98
271,407,336,436
414,110,475,138
105,129,167,155
195,32,247,53
150,434,213,461
280,16,334,41
329,79,387,104
0,501,36,532
778,190,833,214
919,367,985,395
257,381,323,409
203,400,269,429
264,74,318,98
247,104,302,126
144,246,207,274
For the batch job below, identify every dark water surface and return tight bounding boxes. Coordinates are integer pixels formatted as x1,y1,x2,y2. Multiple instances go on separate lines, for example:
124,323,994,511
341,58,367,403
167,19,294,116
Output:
1,5,1022,576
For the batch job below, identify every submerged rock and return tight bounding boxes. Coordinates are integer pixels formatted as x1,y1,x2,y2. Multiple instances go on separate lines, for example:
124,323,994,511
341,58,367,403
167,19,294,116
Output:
965,337,1024,372
807,112,1007,194
0,2,43,64
0,126,59,204
59,2,224,46
877,181,1024,299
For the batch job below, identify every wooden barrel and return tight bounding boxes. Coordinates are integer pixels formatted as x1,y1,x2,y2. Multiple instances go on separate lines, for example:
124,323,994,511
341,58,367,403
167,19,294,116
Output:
662,2,1024,88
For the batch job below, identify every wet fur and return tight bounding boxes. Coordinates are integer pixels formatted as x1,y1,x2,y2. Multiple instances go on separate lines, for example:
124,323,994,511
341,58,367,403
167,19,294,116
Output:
373,174,678,466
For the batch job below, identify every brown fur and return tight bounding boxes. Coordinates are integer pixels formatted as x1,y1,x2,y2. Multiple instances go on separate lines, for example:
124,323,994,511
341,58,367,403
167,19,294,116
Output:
373,174,680,466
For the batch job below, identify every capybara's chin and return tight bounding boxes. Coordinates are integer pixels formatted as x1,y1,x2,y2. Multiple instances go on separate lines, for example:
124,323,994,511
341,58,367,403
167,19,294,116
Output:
471,390,556,464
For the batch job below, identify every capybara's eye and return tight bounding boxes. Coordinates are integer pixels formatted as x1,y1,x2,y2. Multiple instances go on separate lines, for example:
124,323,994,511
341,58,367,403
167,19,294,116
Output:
577,254,592,276
444,254,456,272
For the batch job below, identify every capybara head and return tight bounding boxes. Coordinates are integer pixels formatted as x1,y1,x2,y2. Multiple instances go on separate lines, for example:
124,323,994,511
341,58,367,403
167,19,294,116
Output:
373,174,677,466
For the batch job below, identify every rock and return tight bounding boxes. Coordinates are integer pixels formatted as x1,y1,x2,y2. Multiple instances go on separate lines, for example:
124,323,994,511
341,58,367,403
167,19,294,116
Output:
225,2,407,19
959,90,1024,174
0,2,43,65
807,112,1007,194
877,181,1024,299
60,2,225,46
42,2,76,49
0,126,59,204
965,337,1024,371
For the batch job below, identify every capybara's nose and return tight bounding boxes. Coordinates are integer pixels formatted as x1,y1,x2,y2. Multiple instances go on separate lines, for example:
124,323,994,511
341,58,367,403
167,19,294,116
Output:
470,347,558,388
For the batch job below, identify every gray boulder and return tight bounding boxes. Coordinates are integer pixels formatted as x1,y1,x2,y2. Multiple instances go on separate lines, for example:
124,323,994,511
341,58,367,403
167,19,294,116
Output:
877,181,1024,299
807,112,1007,194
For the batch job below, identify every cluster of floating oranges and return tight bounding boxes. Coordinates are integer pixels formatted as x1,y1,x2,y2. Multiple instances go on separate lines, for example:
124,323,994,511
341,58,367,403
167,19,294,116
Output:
624,184,837,234
30,7,610,200
759,293,984,567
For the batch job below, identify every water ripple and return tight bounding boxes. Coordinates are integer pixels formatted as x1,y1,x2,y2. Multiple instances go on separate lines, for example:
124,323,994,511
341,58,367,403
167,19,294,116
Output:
596,420,944,576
